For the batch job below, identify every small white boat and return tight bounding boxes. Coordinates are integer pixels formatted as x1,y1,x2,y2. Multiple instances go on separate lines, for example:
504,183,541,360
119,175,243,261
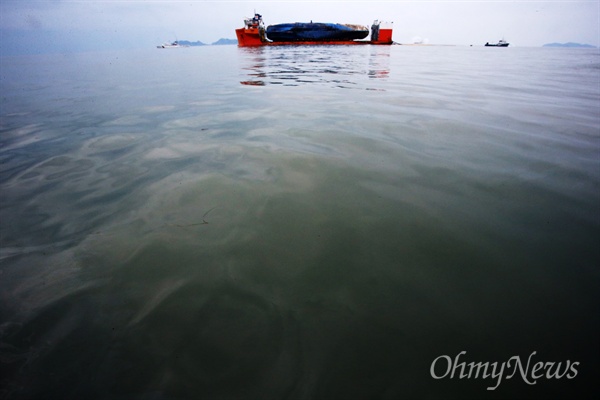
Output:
156,41,187,49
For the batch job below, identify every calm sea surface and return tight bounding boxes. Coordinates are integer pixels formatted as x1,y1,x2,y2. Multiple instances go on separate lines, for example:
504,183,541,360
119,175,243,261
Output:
1,45,599,399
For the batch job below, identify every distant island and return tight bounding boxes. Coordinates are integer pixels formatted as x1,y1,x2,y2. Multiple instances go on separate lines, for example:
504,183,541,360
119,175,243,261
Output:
176,40,206,46
543,42,596,48
212,38,238,45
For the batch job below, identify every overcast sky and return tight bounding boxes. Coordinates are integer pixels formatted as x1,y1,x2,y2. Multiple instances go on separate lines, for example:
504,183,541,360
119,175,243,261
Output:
1,0,599,54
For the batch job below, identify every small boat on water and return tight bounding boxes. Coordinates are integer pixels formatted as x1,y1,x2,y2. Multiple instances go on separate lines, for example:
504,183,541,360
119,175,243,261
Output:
485,39,509,47
236,13,393,46
156,41,187,49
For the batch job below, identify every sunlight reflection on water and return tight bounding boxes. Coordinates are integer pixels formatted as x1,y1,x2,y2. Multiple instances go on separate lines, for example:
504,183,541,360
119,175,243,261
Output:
239,45,391,87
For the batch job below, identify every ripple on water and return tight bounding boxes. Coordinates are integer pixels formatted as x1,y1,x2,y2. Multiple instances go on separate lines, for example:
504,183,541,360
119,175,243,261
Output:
85,133,141,153
38,156,95,180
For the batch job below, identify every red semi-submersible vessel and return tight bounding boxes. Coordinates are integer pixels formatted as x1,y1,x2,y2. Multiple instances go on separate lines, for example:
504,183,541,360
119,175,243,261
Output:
236,14,394,47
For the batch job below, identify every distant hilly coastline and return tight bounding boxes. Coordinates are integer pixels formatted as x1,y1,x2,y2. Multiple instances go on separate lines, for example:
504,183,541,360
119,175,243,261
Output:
212,38,238,45
176,40,205,46
543,42,596,48
169,38,237,46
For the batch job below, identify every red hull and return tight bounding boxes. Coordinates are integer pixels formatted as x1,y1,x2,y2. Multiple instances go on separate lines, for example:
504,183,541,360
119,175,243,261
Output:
235,27,393,47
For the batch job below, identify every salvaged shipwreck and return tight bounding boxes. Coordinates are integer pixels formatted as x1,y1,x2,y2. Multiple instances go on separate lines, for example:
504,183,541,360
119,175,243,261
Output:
236,14,394,46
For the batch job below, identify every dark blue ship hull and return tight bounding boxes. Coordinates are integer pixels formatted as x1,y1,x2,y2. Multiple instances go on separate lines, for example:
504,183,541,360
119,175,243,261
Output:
266,22,369,42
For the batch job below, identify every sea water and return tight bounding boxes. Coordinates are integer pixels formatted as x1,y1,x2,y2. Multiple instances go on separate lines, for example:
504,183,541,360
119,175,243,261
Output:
1,45,599,399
